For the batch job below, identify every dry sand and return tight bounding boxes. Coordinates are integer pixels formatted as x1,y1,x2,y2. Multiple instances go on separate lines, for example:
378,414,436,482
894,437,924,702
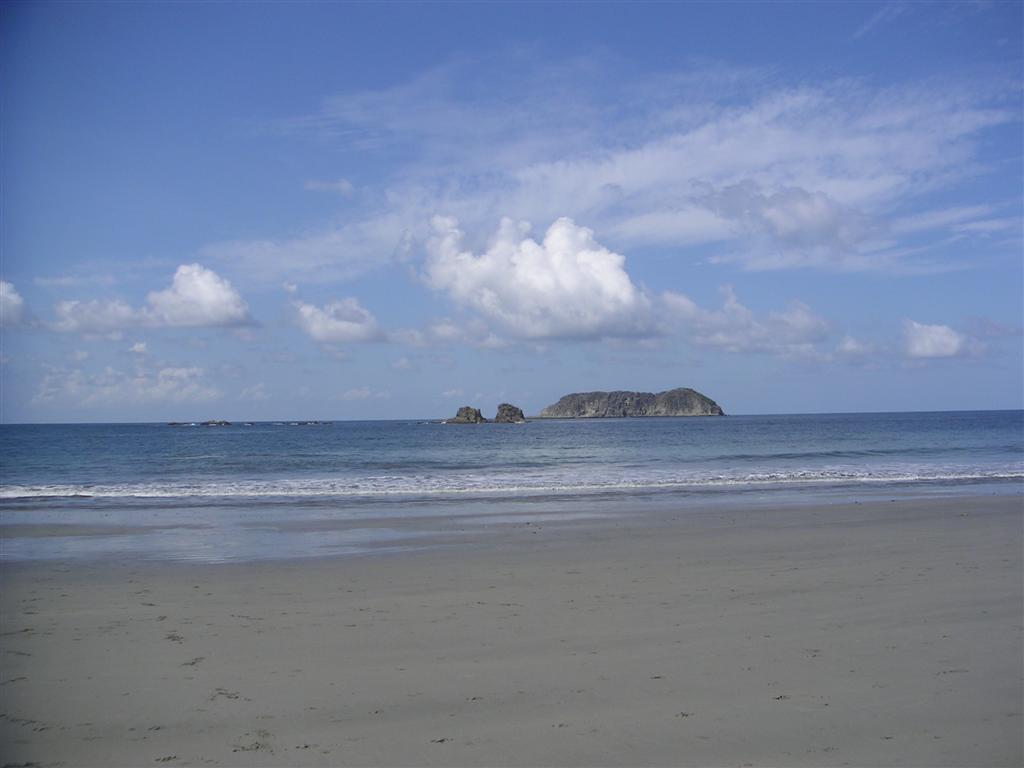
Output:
2,494,1021,766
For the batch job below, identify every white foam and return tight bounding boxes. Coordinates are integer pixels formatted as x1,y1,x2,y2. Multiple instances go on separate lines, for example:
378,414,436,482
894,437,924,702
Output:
2,467,1021,500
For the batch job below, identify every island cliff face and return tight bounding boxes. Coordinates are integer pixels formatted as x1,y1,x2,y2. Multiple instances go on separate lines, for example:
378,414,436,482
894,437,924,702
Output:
538,388,724,418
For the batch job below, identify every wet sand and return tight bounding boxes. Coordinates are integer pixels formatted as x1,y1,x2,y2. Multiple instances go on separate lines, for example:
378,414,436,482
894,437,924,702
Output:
2,494,1021,766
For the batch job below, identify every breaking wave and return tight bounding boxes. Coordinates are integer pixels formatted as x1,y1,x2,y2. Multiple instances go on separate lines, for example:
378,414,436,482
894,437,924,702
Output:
3,467,1021,501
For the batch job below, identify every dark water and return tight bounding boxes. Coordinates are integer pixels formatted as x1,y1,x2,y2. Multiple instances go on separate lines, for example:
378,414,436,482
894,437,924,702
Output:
1,411,1021,561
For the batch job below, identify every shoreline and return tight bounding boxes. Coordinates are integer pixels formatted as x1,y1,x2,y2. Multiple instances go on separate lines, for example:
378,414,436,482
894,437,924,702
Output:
2,479,1020,564
2,493,1022,766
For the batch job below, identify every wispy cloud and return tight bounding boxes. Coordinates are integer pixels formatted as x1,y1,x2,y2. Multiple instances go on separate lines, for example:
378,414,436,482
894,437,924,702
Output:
852,2,909,40
336,386,390,401
33,365,221,406
664,286,830,359
214,59,1018,284
304,177,355,196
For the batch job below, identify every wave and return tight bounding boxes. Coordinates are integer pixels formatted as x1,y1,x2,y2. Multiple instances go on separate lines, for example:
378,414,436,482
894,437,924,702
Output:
2,468,1021,500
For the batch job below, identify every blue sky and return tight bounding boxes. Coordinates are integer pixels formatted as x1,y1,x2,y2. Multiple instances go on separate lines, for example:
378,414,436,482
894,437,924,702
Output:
1,1,1021,422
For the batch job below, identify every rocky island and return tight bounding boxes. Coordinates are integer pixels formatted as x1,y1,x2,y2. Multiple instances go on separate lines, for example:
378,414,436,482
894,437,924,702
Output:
447,406,488,424
493,403,526,423
538,388,724,418
446,404,527,424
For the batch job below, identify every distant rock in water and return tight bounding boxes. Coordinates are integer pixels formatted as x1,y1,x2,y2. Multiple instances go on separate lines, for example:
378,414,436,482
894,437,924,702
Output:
201,419,232,427
493,403,526,423
448,406,488,424
538,388,724,418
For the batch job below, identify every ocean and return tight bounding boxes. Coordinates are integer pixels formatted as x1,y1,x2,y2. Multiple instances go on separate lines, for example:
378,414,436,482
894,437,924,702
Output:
1,411,1021,562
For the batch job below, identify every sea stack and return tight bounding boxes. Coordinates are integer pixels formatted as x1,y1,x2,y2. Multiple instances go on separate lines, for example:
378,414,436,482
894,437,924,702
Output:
493,403,526,423
448,406,488,424
538,388,724,418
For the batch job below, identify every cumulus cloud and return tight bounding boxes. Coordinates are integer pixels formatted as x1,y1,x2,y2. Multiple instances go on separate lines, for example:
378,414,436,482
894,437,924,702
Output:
1,281,28,328
145,264,251,327
292,297,384,343
50,264,251,334
664,285,830,357
129,341,147,355
424,216,653,340
903,320,967,358
33,366,221,406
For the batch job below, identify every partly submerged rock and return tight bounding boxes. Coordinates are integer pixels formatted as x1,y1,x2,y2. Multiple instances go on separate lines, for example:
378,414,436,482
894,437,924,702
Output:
447,406,488,424
538,388,724,418
493,403,526,423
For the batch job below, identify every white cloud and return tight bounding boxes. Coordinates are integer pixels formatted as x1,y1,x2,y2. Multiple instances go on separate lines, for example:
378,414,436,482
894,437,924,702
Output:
33,366,221,406
52,298,138,335
50,264,251,334
129,341,147,355
391,356,414,371
145,264,251,328
293,297,384,343
304,177,355,196
1,281,28,328
441,388,464,398
664,285,830,357
424,216,653,340
903,320,967,358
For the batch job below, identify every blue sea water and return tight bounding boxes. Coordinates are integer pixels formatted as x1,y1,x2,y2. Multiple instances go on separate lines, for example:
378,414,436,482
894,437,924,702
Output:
1,411,1021,562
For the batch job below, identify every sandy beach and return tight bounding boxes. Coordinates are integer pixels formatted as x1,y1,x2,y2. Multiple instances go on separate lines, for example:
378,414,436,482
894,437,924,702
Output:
2,493,1021,766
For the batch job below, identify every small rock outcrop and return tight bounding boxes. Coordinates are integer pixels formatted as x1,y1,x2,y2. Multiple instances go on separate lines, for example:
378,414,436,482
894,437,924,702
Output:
538,388,724,418
448,406,488,424
493,403,526,423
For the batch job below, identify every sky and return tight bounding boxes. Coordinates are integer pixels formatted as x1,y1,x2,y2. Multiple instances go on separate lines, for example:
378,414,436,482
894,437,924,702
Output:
1,1,1022,422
